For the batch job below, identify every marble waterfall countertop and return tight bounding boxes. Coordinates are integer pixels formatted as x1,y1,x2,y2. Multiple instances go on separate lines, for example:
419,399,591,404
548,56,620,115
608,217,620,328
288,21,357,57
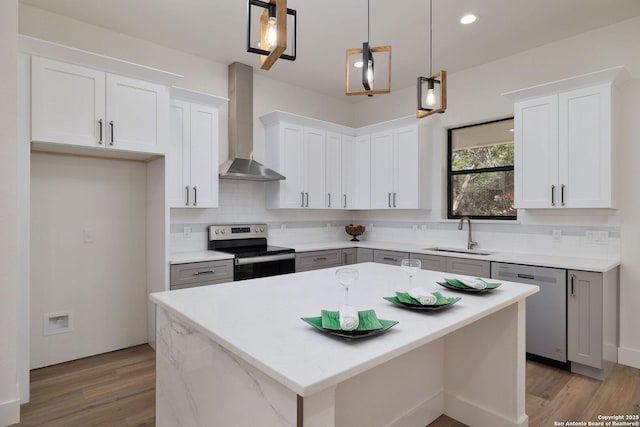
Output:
150,262,538,396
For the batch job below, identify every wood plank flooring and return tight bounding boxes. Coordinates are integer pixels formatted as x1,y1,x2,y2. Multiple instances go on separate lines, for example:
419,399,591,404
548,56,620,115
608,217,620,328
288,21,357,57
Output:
10,345,640,427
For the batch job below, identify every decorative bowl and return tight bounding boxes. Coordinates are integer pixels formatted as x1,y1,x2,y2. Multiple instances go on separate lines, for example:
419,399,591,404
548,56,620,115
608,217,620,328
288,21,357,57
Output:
345,224,365,241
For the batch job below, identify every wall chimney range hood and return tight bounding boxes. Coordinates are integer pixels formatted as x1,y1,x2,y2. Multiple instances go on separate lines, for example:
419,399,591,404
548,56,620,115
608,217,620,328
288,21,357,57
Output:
219,62,285,181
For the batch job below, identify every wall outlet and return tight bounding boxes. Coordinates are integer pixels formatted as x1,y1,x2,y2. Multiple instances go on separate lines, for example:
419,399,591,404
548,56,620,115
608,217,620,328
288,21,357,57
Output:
421,224,427,232
281,223,287,231
551,229,562,243
326,223,331,231
183,226,191,239
412,224,418,232
586,230,608,244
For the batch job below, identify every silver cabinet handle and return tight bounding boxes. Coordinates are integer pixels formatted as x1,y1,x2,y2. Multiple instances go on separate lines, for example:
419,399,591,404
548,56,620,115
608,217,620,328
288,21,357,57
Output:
388,193,391,208
300,192,304,207
314,257,327,262
185,186,189,206
328,193,331,208
109,121,114,145
343,194,347,208
193,186,197,206
98,119,103,144
383,257,398,262
393,192,397,208
193,269,215,276
305,192,309,207
561,184,565,206
551,185,556,206
343,252,347,264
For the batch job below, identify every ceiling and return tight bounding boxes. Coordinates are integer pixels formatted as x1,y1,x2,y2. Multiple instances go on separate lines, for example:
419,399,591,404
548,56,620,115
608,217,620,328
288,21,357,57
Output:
19,0,640,101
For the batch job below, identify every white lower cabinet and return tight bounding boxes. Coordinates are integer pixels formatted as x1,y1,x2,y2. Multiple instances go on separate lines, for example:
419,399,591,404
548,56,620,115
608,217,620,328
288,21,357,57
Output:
169,90,225,208
567,269,618,379
32,56,169,154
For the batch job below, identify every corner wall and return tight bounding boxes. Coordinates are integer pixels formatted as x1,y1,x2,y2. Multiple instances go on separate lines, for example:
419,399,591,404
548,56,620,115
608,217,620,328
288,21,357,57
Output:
0,0,20,425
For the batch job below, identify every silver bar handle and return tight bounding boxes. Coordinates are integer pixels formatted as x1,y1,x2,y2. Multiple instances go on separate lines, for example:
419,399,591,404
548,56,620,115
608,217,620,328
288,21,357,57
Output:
235,253,295,265
193,270,214,276
343,194,347,208
393,192,397,208
343,252,347,264
305,192,309,207
185,186,189,206
109,120,114,145
98,119,103,144
551,185,556,206
388,193,391,208
561,184,565,206
314,257,327,261
570,273,575,296
328,193,331,208
383,257,398,262
301,192,304,208
193,186,197,206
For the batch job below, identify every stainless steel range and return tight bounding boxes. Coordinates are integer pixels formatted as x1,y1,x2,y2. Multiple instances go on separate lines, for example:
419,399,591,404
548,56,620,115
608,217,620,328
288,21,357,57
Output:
208,224,295,281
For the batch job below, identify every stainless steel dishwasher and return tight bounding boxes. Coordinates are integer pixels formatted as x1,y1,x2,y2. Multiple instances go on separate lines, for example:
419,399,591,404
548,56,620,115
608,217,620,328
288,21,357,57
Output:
491,262,568,368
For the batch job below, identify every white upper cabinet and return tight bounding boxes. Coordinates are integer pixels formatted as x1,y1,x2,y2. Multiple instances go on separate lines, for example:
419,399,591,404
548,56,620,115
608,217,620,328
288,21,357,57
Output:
302,127,327,209
169,90,225,208
265,122,305,209
370,124,423,209
327,132,357,209
341,135,357,209
353,135,371,209
507,67,625,209
31,56,169,155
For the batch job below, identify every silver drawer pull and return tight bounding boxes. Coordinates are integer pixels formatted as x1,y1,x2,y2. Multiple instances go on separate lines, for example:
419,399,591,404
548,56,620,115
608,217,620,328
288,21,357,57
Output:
314,257,327,261
517,273,535,280
194,269,215,276
383,257,397,262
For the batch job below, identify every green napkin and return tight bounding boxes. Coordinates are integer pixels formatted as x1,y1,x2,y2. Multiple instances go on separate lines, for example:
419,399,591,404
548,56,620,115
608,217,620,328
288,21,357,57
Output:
395,291,460,305
321,309,384,331
445,278,501,289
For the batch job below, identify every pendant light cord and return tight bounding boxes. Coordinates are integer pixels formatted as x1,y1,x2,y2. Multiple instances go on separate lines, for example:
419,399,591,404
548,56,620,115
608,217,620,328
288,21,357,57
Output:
367,0,370,42
429,0,433,75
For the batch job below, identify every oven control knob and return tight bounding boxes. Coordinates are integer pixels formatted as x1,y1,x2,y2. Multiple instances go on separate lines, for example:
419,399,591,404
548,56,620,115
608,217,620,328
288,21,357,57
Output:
214,229,219,234
221,229,226,234
260,227,265,232
255,228,259,232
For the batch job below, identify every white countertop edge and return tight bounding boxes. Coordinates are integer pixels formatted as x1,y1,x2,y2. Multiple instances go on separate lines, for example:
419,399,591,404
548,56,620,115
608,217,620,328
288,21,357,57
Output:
150,281,538,397
169,250,234,264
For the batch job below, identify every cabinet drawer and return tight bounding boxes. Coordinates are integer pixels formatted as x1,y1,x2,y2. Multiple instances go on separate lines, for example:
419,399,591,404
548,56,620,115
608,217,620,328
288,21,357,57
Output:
356,248,373,263
373,250,409,266
446,258,491,278
295,249,342,272
410,253,447,272
341,248,357,265
170,260,233,290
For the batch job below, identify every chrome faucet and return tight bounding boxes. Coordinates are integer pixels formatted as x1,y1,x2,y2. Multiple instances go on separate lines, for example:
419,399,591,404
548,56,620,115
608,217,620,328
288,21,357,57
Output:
458,216,478,250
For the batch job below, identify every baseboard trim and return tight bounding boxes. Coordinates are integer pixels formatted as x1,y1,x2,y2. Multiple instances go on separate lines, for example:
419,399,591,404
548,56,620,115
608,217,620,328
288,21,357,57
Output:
444,392,528,427
387,390,443,427
618,346,640,369
0,395,20,427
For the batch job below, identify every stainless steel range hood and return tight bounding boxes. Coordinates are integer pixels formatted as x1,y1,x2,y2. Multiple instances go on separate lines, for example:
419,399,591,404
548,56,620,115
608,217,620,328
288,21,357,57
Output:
219,62,285,181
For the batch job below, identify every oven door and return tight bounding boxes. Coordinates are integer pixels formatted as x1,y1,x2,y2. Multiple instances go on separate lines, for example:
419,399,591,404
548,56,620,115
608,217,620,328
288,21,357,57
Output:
234,253,295,281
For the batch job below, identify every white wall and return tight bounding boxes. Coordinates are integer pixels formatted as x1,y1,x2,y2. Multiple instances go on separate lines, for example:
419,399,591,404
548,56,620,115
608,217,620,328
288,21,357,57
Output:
30,154,148,369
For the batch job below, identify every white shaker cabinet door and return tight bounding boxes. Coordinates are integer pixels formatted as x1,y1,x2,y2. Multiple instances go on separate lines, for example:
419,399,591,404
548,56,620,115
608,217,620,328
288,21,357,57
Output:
370,130,394,209
325,131,342,209
559,84,612,208
168,100,191,207
280,123,305,208
32,56,106,147
106,74,168,153
303,127,326,209
341,135,356,209
189,103,219,208
393,125,419,208
514,95,559,208
353,135,371,209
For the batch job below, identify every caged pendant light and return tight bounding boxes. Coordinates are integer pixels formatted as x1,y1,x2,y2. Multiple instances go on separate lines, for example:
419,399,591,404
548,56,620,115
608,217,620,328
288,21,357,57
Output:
345,0,392,96
417,0,447,117
247,0,297,70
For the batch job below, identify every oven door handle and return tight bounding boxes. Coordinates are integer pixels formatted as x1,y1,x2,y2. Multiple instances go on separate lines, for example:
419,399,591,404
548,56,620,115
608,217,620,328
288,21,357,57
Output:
235,253,295,265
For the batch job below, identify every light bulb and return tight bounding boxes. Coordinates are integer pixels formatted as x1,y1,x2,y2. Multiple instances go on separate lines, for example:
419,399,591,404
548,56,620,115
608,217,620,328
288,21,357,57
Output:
354,61,363,68
366,60,374,89
266,16,277,49
426,88,436,107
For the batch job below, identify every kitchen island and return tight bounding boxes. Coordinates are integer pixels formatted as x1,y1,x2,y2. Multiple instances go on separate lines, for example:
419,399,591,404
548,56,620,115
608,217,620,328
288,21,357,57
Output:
150,262,538,427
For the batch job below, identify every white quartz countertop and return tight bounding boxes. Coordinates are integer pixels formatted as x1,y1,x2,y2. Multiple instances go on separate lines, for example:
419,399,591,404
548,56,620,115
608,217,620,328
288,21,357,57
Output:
150,262,538,396
287,240,620,272
169,250,234,264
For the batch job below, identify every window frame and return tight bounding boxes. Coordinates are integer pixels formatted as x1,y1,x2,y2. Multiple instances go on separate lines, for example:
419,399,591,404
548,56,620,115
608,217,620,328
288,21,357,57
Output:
446,117,517,221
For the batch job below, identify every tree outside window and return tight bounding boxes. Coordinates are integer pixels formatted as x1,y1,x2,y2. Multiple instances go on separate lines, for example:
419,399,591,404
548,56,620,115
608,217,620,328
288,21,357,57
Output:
447,118,516,220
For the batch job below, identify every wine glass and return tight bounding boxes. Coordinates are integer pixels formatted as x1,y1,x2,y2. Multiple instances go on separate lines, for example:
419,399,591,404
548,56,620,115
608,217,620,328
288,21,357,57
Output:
400,259,421,289
336,268,359,305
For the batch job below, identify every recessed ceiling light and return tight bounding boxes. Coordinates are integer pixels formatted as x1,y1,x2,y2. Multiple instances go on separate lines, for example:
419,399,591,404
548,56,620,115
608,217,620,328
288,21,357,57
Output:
460,14,477,25
354,61,363,68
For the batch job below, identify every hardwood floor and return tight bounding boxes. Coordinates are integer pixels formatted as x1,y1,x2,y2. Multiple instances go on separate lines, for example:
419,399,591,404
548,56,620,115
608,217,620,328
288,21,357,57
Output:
10,345,640,427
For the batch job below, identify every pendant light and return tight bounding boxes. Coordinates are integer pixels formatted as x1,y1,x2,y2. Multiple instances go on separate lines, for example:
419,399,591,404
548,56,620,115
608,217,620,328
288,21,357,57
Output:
247,0,297,70
345,0,391,96
417,0,447,117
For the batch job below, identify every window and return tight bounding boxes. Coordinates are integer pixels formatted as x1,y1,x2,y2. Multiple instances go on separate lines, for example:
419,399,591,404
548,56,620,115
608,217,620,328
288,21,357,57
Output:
447,118,516,220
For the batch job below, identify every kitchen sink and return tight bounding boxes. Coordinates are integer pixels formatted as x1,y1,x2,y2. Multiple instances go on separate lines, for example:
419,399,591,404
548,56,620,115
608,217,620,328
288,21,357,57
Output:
422,247,494,256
